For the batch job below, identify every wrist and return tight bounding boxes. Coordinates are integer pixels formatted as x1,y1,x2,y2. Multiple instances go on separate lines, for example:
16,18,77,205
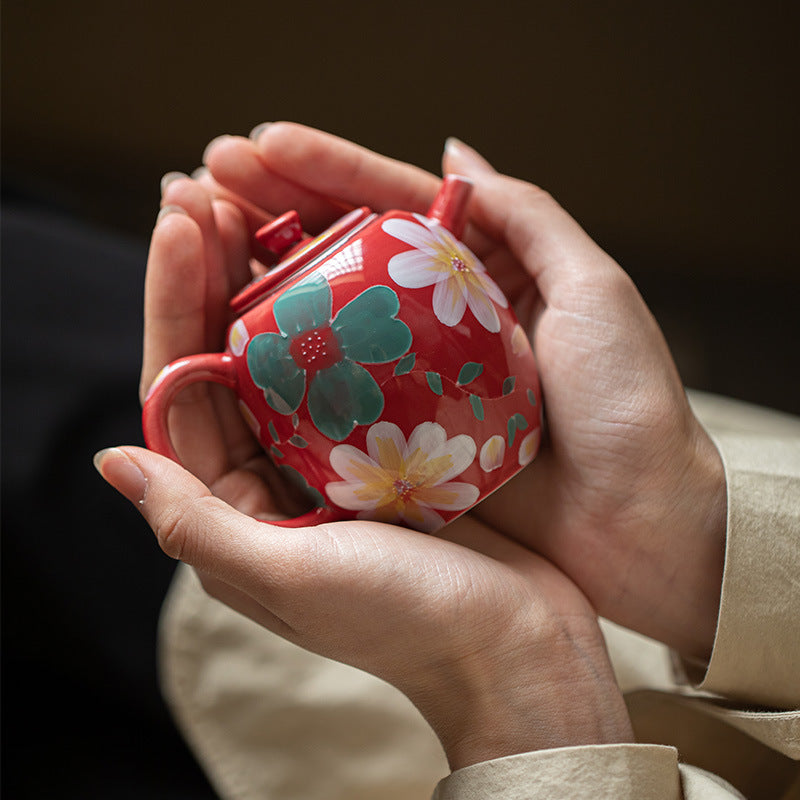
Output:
424,615,633,771
619,418,727,660
664,421,727,659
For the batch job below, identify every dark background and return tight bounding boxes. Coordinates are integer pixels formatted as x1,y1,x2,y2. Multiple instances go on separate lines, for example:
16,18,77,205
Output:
2,1,798,797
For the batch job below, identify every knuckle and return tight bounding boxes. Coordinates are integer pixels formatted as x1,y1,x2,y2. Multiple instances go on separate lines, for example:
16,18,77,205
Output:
152,502,198,562
511,178,555,209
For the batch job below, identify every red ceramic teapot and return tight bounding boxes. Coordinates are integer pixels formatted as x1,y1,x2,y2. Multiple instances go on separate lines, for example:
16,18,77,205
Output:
143,176,542,532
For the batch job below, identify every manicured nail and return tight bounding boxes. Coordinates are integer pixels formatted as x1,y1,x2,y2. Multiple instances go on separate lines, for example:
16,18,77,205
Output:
160,171,188,195
190,165,210,181
444,137,495,173
93,448,148,506
202,134,232,165
249,122,272,143
156,204,189,224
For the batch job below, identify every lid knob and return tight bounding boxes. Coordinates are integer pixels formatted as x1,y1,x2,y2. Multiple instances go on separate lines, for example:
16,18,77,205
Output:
256,210,303,255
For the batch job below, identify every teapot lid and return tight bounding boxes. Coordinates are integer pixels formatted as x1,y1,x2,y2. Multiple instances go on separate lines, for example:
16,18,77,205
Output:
230,206,373,313
229,175,474,315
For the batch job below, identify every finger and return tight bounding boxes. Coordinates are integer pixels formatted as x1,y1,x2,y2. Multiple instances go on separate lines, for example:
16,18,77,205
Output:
160,176,230,348
94,446,290,593
254,122,442,217
140,208,205,400
255,123,504,261
442,138,621,306
203,134,348,233
95,446,304,645
211,197,254,310
206,198,266,466
192,166,276,261
93,445,411,647
141,194,233,482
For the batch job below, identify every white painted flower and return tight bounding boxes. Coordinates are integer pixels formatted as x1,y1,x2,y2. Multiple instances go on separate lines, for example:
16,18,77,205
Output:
325,421,479,532
383,215,508,332
480,435,506,472
229,319,250,357
511,323,530,356
518,429,541,466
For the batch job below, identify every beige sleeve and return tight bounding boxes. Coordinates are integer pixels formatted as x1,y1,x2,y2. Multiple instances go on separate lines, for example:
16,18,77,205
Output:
687,393,800,709
432,744,745,799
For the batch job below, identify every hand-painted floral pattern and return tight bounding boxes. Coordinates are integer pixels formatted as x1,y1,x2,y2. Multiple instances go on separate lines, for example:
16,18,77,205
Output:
247,273,412,441
325,421,479,532
383,215,508,332
479,435,506,472
518,429,541,466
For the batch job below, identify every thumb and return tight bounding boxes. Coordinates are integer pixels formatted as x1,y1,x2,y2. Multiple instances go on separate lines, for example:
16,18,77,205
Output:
443,136,497,176
442,137,620,305
93,446,262,583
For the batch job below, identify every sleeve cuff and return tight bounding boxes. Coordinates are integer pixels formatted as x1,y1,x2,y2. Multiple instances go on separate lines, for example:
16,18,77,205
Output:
696,429,800,709
432,744,680,800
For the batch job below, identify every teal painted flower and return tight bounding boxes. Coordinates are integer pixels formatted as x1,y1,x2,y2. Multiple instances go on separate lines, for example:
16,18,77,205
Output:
247,273,412,441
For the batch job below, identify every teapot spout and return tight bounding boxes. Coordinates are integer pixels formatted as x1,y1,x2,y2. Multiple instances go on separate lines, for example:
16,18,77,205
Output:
426,174,473,239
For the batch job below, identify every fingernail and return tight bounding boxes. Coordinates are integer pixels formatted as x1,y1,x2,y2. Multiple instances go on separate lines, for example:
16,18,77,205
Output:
190,165,210,181
202,134,232,165
93,448,148,506
444,137,495,174
249,122,272,143
160,171,188,195
156,204,189,224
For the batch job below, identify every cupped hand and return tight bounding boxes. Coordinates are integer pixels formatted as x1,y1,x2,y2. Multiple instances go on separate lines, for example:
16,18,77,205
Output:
94,443,632,771
127,183,633,768
142,180,295,519
196,123,727,660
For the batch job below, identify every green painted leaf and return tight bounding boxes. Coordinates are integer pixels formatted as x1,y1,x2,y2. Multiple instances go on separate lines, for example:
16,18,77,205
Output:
502,376,517,396
273,272,332,335
394,352,416,376
308,361,384,441
426,372,443,395
267,421,280,444
469,394,485,421
457,362,484,386
527,389,537,406
247,332,305,414
289,434,309,448
334,286,412,363
508,413,529,447
507,417,517,447
280,464,326,508
270,445,285,460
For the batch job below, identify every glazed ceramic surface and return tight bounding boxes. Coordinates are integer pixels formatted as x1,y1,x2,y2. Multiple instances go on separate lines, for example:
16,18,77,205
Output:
143,176,542,532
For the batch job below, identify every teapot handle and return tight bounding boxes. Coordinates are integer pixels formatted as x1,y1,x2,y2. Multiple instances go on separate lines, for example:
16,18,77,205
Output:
142,353,345,529
142,353,237,462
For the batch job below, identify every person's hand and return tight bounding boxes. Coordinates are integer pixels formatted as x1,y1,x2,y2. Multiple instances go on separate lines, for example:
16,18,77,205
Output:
439,139,728,661
138,177,280,515
96,188,633,769
195,123,727,660
95,444,633,770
